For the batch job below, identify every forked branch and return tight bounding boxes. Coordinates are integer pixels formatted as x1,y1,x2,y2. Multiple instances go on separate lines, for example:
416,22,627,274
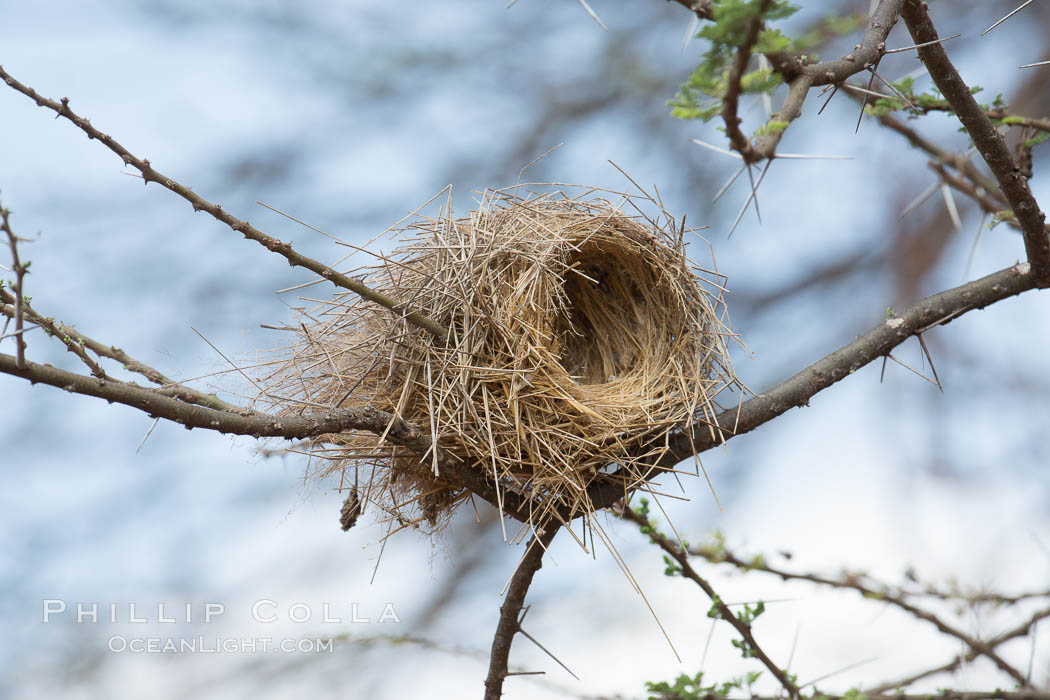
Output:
899,0,1050,284
687,535,1038,688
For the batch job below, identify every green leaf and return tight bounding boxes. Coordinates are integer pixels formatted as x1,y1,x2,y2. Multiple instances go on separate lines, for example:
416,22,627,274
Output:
644,671,707,699
755,28,792,54
740,68,783,94
843,688,871,700
754,119,788,138
663,555,683,577
989,210,1016,230
1024,131,1050,149
671,0,799,123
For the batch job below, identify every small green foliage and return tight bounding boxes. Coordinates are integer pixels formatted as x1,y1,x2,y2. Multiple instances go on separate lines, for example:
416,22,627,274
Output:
866,77,950,118
709,599,766,658
843,688,870,700
645,671,706,699
886,306,895,318
700,0,799,46
740,68,783,94
867,80,1016,128
634,497,651,518
1024,131,1050,149
755,28,792,54
696,529,728,562
727,601,766,656
747,553,767,569
670,0,799,123
989,210,1016,230
730,637,755,657
633,497,658,538
735,600,765,626
633,498,672,544
717,671,763,696
645,670,768,699
754,119,787,139
669,94,723,121
663,554,683,577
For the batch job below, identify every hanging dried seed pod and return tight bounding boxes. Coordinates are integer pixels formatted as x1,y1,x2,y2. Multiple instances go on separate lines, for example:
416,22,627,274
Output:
339,488,361,532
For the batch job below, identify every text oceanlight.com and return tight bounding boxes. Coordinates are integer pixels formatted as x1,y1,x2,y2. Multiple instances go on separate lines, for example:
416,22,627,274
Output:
107,636,334,654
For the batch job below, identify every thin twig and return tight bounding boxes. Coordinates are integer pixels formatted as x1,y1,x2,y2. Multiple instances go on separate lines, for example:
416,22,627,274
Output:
719,0,773,163
0,285,235,409
620,505,802,698
0,65,450,342
0,203,27,369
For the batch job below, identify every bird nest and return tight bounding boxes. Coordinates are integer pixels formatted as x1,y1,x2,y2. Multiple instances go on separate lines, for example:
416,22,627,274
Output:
260,186,738,535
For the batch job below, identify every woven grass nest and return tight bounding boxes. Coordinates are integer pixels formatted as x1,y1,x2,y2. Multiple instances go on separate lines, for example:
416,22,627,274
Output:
263,186,738,536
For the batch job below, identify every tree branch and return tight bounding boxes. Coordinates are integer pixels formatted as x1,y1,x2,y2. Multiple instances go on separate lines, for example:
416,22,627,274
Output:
668,0,713,20
720,0,772,163
0,65,450,342
871,604,1048,692
866,106,1006,202
689,538,1034,688
900,1,1050,284
484,523,560,700
0,349,540,522
753,0,902,158
589,262,1040,509
797,0,903,85
671,262,1037,461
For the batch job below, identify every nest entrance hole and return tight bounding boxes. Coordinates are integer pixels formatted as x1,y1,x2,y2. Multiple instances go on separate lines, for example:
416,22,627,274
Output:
556,239,666,386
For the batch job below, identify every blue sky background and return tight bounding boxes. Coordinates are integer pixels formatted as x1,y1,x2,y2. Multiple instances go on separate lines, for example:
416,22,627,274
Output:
2,2,1049,698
